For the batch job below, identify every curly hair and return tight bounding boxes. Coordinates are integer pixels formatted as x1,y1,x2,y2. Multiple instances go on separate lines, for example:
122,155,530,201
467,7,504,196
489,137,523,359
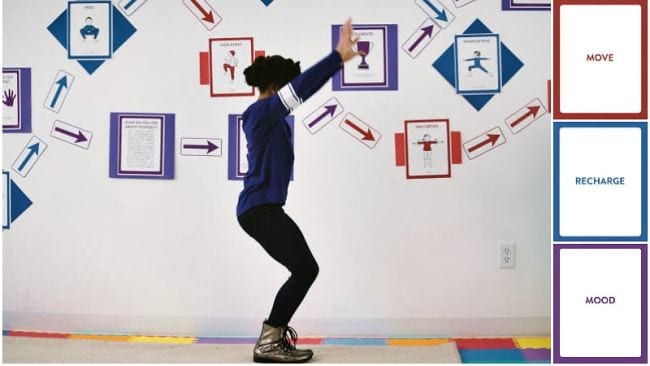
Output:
244,55,301,93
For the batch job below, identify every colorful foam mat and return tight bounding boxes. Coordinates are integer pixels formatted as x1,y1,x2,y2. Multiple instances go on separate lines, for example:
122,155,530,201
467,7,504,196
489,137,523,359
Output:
3,331,550,363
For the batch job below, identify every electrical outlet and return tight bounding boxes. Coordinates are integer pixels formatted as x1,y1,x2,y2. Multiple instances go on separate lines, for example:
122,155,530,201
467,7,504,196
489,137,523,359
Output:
499,243,516,269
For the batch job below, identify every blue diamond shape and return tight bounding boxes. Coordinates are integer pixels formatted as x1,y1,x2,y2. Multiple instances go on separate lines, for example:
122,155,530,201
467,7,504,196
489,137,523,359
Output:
47,5,137,75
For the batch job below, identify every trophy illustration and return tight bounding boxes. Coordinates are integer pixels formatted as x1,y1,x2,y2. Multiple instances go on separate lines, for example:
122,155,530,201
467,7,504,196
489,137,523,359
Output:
356,41,373,70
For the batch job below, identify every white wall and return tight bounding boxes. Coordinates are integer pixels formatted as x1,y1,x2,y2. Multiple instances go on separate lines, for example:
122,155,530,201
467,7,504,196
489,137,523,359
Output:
2,0,551,337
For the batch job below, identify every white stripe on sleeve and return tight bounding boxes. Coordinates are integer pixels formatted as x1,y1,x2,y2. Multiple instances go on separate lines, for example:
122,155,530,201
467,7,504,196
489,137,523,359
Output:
278,84,302,112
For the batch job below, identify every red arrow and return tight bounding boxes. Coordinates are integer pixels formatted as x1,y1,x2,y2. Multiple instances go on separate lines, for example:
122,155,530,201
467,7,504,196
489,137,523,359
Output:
468,133,500,153
510,105,541,127
190,0,215,23
344,119,375,141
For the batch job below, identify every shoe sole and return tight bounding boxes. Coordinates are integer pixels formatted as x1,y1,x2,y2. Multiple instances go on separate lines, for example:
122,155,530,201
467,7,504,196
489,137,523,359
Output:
253,355,313,363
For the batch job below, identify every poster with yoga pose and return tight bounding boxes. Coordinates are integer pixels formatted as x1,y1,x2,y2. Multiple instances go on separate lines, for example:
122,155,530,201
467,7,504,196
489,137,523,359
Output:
454,33,501,95
67,1,112,59
209,37,254,97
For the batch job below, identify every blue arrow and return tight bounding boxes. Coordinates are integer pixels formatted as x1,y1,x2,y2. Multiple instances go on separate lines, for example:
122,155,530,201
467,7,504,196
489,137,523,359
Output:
49,76,68,109
18,143,40,172
124,0,138,10
423,0,448,22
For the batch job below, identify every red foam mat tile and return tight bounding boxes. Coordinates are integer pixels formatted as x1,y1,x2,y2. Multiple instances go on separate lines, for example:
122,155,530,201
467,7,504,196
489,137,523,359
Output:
453,337,517,350
8,331,70,339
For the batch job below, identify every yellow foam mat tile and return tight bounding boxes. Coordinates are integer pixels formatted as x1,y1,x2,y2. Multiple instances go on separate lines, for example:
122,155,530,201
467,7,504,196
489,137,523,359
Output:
514,337,550,349
69,334,132,342
388,338,450,346
130,336,196,344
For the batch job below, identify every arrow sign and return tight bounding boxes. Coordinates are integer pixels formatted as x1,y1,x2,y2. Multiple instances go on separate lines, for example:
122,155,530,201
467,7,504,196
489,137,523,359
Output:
505,98,547,134
50,76,68,109
55,127,87,143
345,119,375,141
423,0,448,21
463,127,505,160
309,105,338,128
44,70,74,113
183,0,222,30
402,18,440,58
191,0,215,23
123,0,138,10
184,141,218,153
11,136,47,177
119,0,148,16
18,143,40,172
51,120,93,149
468,133,500,153
181,138,222,156
409,25,435,52
339,113,382,149
415,0,455,28
302,97,344,134
510,106,540,128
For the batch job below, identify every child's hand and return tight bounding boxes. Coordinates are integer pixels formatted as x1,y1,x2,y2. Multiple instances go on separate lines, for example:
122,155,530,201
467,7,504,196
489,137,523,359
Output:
336,18,361,62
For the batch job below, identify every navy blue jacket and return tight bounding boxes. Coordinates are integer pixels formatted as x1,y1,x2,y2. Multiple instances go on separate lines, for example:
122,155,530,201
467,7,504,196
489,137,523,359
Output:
236,51,343,216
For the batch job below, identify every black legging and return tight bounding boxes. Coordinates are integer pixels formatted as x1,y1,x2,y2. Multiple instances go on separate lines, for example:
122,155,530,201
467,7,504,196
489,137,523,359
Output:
238,204,319,327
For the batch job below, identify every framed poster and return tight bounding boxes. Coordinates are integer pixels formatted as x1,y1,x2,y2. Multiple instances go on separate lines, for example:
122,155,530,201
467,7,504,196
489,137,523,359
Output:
553,0,647,119
454,33,501,95
405,119,451,179
3,68,31,133
331,24,398,91
109,113,175,179
553,122,647,241
554,245,647,363
67,1,112,60
210,37,255,97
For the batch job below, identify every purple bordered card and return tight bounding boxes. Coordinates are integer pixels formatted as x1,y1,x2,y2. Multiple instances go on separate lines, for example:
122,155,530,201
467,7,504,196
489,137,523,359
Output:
109,112,175,179
2,68,32,134
502,0,550,11
331,24,398,91
553,244,647,363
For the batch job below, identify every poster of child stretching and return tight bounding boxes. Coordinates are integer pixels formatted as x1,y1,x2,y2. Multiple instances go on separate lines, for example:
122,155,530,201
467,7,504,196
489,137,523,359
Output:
67,1,112,59
209,38,254,97
405,119,451,179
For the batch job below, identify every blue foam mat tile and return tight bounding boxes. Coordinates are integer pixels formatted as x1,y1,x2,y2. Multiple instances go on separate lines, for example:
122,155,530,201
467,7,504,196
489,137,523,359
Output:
459,349,526,363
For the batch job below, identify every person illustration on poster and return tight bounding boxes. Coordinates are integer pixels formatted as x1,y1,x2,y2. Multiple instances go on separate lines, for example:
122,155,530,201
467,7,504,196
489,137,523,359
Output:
3,89,15,107
413,133,441,168
236,18,362,363
80,16,100,40
223,50,238,83
465,50,492,76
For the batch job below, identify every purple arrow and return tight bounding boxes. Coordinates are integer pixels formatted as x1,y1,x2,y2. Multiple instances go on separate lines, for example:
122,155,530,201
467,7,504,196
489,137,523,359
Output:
55,126,87,143
408,25,435,53
308,104,338,128
183,140,219,154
